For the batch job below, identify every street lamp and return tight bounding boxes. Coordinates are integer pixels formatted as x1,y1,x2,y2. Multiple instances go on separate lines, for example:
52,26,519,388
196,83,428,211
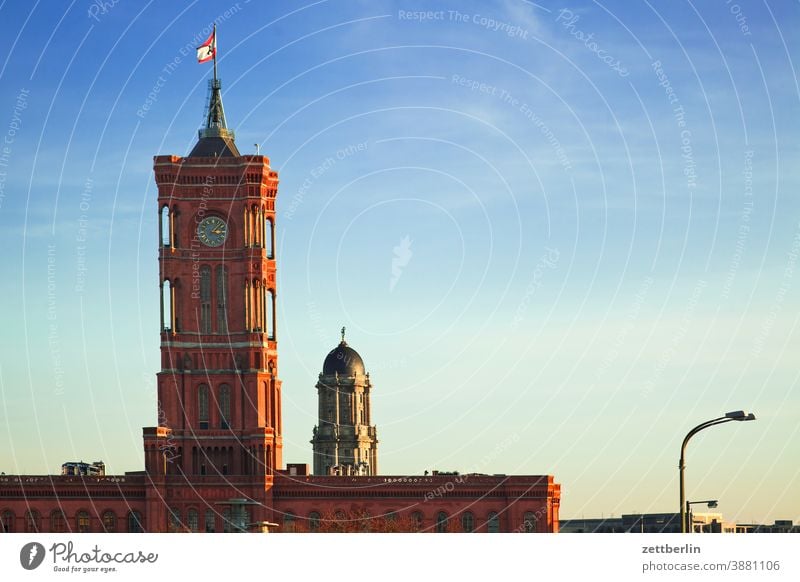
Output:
679,411,756,533
685,499,718,533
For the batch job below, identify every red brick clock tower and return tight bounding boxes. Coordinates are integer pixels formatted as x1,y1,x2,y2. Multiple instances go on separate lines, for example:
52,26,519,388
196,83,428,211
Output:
142,77,282,532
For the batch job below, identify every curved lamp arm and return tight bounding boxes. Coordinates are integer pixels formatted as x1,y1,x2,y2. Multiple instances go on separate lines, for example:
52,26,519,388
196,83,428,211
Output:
679,411,756,532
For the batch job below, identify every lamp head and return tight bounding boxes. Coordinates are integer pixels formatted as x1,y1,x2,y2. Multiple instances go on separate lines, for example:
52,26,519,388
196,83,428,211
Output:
725,410,756,421
707,500,718,509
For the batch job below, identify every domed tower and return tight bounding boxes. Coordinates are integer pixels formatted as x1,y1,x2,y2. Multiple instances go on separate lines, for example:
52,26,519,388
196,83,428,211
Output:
311,328,378,476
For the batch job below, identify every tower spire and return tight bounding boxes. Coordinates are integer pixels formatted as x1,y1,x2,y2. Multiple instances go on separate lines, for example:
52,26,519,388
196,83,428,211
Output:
199,24,232,140
190,24,239,157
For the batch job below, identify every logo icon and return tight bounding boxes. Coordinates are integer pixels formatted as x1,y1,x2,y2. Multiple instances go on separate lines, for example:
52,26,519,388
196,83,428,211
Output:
20,542,46,570
390,235,413,292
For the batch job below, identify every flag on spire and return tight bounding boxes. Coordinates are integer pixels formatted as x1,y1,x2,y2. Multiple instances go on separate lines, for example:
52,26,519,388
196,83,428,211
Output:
196,30,216,63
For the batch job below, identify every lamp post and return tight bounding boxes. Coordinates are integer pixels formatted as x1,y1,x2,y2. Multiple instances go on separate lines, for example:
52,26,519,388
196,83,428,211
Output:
679,411,755,533
685,499,718,533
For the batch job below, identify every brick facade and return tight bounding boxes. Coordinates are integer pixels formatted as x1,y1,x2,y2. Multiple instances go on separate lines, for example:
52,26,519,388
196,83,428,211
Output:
0,79,560,534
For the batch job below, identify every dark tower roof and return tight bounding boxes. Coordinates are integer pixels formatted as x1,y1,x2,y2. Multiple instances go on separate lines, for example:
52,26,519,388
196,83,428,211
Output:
322,328,365,376
189,78,240,158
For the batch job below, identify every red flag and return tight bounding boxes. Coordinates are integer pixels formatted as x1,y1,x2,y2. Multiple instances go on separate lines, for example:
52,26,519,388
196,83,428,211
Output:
196,31,216,63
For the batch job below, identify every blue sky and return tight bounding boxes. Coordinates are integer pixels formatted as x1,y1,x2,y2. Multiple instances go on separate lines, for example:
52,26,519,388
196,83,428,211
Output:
0,1,798,524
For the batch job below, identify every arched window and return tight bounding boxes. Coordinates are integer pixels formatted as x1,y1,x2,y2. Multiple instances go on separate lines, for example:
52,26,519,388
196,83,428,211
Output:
102,511,116,532
487,512,500,533
435,511,449,533
257,206,264,247
258,281,266,332
187,509,199,532
309,511,321,532
160,206,171,247
50,509,67,533
251,279,261,331
523,511,537,533
205,509,216,533
411,511,423,532
168,508,181,532
76,510,90,533
198,384,209,429
199,266,212,333
216,265,227,333
461,511,474,533
218,385,231,429
127,511,144,533
268,289,276,340
161,280,173,331
266,217,274,258
25,509,40,533
1,510,14,533
283,512,295,533
244,279,250,330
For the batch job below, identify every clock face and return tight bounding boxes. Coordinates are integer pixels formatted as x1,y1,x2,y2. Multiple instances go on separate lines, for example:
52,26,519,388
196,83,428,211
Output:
197,216,228,247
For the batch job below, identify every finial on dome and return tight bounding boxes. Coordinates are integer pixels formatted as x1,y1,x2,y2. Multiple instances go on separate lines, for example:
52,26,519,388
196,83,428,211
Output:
340,326,346,344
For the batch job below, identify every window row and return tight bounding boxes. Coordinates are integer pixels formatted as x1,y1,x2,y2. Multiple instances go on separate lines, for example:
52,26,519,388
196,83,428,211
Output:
160,277,276,338
0,508,143,533
243,205,275,257
159,206,274,257
244,280,276,337
278,509,538,533
168,507,247,533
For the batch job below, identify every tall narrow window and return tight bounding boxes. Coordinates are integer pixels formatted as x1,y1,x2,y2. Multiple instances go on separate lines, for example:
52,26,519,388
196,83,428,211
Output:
411,512,423,532
1,510,13,533
187,509,199,532
198,384,209,429
309,511,321,532
257,207,263,247
205,510,216,532
50,510,67,533
252,280,260,331
244,280,250,331
76,511,90,533
218,384,231,429
102,511,116,532
461,511,474,533
268,290,276,340
435,511,449,533
261,284,267,332
168,508,181,532
487,512,500,533
283,512,295,533
160,206,171,247
223,508,232,533
216,265,227,333
127,511,144,533
161,280,173,331
523,511,536,533
266,217,274,258
25,509,40,533
200,266,212,333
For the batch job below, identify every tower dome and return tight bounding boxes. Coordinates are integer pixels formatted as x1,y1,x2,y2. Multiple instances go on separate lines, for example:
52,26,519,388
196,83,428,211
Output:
322,327,365,376
312,327,378,476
